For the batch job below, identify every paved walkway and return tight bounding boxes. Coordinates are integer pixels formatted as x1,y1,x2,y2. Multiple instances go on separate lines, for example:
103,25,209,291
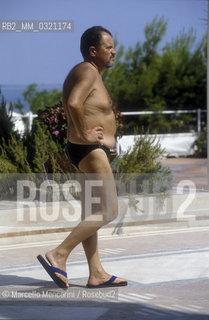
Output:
1,226,209,319
160,158,208,190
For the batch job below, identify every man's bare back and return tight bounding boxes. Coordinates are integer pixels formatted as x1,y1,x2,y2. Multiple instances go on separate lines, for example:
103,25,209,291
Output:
63,62,116,149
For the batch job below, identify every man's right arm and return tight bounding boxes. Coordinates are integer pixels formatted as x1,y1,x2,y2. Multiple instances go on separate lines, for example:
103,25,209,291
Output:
67,65,103,144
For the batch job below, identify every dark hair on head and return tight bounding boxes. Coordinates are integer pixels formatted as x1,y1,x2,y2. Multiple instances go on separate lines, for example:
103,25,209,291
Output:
80,26,112,59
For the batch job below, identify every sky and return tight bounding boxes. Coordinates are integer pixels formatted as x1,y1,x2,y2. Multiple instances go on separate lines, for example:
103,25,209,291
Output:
0,0,207,86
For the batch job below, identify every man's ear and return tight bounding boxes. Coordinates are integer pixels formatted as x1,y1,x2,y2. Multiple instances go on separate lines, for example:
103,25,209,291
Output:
89,46,97,57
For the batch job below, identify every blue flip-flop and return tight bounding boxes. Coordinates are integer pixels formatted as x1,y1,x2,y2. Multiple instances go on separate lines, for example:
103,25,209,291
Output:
37,255,68,289
86,275,127,288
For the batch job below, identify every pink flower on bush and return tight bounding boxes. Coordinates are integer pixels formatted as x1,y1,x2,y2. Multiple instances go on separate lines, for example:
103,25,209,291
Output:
38,102,67,143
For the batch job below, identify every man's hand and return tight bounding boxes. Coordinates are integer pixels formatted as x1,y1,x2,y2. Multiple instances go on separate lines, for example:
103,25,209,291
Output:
85,126,104,144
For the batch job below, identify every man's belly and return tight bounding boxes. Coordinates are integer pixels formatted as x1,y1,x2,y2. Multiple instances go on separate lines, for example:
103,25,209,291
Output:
68,113,116,148
68,131,116,149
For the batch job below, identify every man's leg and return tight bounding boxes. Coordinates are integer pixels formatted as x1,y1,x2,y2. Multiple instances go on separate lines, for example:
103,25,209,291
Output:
45,149,121,287
79,149,125,286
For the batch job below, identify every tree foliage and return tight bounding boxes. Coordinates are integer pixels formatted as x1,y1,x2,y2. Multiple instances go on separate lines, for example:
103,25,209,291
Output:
103,16,206,111
103,16,206,133
22,83,62,113
0,91,17,145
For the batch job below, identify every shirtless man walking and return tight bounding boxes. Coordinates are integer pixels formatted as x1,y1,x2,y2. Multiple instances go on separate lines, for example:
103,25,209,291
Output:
37,26,127,288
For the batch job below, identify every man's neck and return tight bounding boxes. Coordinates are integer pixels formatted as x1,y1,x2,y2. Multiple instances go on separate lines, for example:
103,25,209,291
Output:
84,59,105,73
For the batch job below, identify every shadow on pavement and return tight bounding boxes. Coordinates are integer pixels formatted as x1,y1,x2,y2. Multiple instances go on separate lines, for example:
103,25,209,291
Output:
0,274,88,289
0,276,209,319
0,274,50,287
0,299,208,320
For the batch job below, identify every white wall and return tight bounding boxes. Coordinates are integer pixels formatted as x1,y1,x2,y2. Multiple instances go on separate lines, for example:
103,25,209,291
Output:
117,133,197,157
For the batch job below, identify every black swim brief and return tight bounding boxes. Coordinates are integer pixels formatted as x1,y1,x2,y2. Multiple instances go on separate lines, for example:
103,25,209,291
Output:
65,141,110,169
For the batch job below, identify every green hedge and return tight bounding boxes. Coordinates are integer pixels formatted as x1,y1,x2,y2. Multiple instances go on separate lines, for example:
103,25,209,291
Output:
0,158,18,173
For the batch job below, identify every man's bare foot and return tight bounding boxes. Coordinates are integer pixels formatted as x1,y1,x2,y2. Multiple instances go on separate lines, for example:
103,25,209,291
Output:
87,271,127,287
46,250,69,288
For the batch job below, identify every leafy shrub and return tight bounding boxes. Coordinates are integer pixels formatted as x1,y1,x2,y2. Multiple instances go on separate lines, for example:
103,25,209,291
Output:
113,134,164,174
193,128,207,157
0,158,18,173
25,120,74,173
0,91,18,145
0,135,31,173
112,134,172,193
38,102,67,145
113,107,124,138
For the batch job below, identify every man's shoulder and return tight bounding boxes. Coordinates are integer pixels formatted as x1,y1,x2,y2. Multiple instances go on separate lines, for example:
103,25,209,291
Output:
63,62,97,91
72,62,97,78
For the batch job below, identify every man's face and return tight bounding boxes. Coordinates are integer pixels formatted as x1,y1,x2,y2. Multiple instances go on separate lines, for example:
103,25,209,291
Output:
96,32,116,69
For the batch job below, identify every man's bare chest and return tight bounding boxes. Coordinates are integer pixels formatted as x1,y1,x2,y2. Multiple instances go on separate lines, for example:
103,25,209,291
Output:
86,80,112,111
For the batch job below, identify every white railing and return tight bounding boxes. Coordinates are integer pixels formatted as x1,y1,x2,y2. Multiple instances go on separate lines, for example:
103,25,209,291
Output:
121,109,206,133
